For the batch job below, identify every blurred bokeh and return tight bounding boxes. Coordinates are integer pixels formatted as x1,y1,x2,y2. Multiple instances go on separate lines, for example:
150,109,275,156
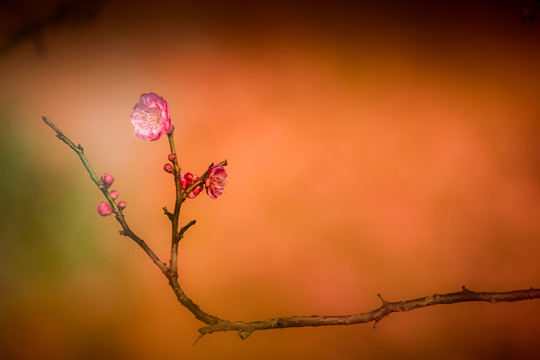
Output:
1,0,539,359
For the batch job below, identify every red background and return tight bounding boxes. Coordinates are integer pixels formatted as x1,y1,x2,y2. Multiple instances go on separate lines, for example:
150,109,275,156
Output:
1,0,539,359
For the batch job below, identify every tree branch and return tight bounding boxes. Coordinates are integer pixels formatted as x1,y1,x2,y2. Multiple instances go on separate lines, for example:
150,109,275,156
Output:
43,116,218,326
166,130,183,278
197,287,540,340
42,116,540,343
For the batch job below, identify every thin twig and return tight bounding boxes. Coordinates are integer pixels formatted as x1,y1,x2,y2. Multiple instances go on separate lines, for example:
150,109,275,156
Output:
42,116,167,274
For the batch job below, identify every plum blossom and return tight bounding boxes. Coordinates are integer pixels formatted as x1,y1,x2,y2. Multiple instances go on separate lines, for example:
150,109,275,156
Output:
110,190,119,199
118,201,127,209
97,201,112,216
130,92,172,141
205,165,227,199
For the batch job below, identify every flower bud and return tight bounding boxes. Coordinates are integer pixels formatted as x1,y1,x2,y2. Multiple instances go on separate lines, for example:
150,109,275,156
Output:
101,173,114,186
164,163,174,173
192,184,203,196
168,153,176,162
97,202,112,216
110,190,119,199
184,172,194,182
118,201,127,209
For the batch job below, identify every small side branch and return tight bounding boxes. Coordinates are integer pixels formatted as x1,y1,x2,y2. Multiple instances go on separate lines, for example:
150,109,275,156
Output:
197,287,540,340
42,116,168,274
179,220,197,238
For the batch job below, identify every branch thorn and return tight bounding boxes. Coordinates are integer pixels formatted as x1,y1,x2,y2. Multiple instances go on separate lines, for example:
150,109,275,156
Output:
238,328,254,340
162,206,173,220
193,333,206,345
377,293,389,306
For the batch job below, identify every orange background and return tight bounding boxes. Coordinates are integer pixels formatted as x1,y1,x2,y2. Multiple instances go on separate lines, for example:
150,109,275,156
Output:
1,0,539,359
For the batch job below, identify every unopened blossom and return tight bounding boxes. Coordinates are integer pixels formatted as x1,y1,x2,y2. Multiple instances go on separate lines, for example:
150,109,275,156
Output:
97,201,112,216
164,163,174,173
118,201,127,209
205,165,227,199
110,190,119,199
130,92,172,141
168,153,176,162
101,173,114,186
191,183,203,197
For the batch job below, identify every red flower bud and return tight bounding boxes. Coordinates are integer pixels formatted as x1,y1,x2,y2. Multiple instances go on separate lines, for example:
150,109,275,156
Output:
101,173,114,186
164,163,174,173
192,184,203,196
118,201,127,209
97,202,112,216
168,153,176,162
110,190,119,199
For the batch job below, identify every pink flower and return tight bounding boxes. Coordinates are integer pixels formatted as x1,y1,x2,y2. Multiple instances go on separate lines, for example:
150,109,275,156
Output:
110,190,119,199
101,173,114,186
118,201,127,209
130,92,172,141
205,165,227,199
97,201,112,216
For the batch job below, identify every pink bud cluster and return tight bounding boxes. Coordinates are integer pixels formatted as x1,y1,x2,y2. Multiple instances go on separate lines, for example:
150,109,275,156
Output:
181,172,203,199
163,153,177,174
97,173,127,216
179,165,228,200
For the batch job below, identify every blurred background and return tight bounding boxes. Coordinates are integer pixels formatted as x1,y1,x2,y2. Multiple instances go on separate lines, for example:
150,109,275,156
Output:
1,0,539,359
